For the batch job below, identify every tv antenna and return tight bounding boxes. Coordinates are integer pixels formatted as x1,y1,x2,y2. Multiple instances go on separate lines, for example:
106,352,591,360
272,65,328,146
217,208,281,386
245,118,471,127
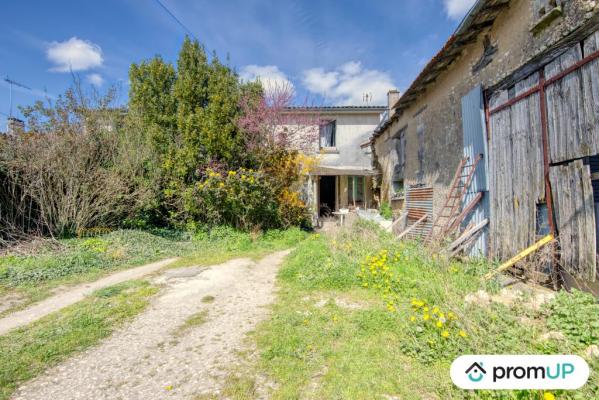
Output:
4,76,31,117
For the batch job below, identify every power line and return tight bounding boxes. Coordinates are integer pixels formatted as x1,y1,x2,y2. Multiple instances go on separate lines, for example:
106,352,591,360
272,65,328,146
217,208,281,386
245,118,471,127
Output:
153,0,197,40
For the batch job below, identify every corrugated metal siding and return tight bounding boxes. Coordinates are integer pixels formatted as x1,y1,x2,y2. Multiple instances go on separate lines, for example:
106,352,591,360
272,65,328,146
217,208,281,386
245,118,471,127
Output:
405,186,433,240
461,86,489,257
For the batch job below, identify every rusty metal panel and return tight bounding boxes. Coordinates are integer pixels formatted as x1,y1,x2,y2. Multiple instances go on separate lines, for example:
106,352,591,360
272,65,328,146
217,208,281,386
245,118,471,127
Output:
405,185,433,239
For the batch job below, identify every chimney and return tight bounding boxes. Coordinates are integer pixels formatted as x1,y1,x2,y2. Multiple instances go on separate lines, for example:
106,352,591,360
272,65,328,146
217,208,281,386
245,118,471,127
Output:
387,90,400,112
7,117,25,135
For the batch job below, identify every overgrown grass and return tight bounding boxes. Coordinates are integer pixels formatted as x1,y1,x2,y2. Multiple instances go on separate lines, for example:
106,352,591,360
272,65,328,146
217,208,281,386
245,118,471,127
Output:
0,227,307,316
245,221,598,399
0,280,158,400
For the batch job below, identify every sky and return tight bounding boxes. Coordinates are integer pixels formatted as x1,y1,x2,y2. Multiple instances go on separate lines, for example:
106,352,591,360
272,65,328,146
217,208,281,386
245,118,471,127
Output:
0,0,477,129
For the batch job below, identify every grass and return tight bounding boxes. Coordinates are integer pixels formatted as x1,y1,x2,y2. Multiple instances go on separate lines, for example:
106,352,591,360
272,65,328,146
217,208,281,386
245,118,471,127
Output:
240,221,599,400
0,280,158,400
0,227,307,316
202,295,216,303
173,310,209,337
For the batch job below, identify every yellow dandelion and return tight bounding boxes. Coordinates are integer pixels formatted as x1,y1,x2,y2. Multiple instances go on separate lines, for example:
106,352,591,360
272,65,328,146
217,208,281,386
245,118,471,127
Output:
441,330,450,338
543,393,555,400
458,330,467,338
436,321,444,328
410,316,416,322
165,385,174,391
423,314,430,321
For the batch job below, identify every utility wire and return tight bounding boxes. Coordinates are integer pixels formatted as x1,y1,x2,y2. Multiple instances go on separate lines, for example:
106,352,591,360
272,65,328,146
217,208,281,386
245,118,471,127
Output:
153,0,197,40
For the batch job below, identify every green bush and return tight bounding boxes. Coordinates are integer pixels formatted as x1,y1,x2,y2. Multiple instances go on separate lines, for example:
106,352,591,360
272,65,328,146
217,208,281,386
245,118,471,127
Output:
379,202,393,220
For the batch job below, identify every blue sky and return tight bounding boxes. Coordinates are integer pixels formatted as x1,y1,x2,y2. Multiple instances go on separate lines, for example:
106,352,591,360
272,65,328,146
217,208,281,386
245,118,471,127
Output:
0,0,476,128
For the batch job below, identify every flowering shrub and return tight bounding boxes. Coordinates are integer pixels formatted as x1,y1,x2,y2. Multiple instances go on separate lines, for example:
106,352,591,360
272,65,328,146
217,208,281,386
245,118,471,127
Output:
185,168,310,230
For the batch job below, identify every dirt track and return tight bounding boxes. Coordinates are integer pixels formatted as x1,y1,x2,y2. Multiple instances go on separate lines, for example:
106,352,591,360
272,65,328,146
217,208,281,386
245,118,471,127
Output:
11,250,290,400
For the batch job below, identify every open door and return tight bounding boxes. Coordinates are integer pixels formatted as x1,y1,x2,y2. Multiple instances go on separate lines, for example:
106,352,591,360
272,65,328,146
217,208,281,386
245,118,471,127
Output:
319,176,336,217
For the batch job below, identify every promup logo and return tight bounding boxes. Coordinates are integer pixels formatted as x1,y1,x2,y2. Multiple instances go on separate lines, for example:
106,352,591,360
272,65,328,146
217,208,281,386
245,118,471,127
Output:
465,362,486,382
451,355,590,390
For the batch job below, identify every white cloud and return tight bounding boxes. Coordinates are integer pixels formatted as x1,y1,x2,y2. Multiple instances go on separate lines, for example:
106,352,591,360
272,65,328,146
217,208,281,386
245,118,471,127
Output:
239,65,294,93
339,61,361,76
443,0,477,20
87,73,104,86
302,68,338,94
46,37,103,72
301,61,395,106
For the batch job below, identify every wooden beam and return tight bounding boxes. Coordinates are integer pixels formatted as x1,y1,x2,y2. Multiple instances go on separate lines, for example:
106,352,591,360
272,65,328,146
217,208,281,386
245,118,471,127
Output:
447,219,489,251
397,215,427,241
387,212,407,233
483,235,554,280
446,192,483,234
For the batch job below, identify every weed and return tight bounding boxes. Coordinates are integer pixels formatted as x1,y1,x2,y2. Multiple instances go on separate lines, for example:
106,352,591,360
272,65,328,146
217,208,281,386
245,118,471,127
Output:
173,310,209,337
543,289,599,348
379,202,393,220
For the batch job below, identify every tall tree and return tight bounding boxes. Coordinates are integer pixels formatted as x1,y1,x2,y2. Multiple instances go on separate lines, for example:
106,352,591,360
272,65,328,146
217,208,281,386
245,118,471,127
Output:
201,55,242,164
128,57,177,154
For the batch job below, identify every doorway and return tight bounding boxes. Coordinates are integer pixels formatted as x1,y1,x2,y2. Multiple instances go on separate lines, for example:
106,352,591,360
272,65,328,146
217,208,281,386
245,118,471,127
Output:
319,176,336,217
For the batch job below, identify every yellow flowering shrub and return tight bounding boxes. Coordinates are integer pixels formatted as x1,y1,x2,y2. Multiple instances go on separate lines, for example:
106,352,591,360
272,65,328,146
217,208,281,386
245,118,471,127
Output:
185,167,310,230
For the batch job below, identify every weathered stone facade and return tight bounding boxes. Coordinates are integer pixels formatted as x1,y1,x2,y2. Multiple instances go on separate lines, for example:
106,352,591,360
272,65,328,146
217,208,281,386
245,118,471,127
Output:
374,0,599,216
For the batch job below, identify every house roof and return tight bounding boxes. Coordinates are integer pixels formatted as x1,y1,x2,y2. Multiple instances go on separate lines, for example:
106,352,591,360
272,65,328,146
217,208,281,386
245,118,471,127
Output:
284,105,386,114
373,0,509,136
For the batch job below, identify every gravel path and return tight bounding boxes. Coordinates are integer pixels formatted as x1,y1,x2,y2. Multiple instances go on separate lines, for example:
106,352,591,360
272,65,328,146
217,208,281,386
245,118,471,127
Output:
0,257,179,336
11,250,291,400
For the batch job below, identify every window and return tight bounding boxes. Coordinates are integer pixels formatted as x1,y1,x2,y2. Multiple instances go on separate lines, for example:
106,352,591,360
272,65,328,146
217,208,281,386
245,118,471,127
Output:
534,0,560,19
348,176,364,207
319,120,336,148
392,179,404,197
392,126,406,197
532,0,563,34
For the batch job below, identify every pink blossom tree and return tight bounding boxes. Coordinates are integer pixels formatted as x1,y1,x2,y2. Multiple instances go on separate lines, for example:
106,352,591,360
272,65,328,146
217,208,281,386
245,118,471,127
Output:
238,82,322,154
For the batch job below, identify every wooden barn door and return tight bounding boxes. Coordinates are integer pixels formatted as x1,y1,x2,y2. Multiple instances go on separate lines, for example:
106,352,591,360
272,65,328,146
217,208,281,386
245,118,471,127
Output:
550,160,597,283
487,29,599,285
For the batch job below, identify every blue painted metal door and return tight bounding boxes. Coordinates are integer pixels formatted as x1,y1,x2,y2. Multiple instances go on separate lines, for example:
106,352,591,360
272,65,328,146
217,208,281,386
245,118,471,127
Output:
461,86,489,257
